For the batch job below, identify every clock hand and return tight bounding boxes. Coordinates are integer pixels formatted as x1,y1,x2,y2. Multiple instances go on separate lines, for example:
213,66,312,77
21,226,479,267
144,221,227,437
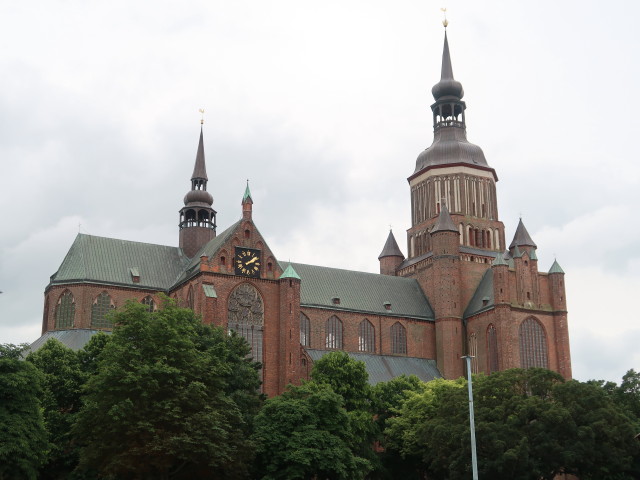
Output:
245,256,258,265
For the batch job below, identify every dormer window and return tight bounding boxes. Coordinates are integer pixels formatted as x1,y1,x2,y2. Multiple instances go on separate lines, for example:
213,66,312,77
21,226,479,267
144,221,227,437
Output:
332,297,340,305
384,302,391,311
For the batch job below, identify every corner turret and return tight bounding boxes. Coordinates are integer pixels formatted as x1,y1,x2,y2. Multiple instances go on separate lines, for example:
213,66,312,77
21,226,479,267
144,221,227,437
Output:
378,230,404,275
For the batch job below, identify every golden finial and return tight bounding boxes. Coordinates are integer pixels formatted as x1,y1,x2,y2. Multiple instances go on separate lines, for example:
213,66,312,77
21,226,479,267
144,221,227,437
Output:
441,7,448,28
199,108,205,125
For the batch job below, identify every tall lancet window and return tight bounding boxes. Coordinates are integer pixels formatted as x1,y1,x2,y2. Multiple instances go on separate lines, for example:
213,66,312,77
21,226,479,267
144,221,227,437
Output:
91,292,115,328
55,291,75,329
228,284,264,365
325,315,343,349
300,313,310,347
391,322,407,354
487,324,499,373
358,319,375,352
519,317,548,369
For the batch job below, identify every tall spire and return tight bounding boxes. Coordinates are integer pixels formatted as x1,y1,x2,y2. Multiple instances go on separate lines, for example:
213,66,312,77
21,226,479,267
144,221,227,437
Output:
179,121,217,257
431,31,464,102
191,126,208,182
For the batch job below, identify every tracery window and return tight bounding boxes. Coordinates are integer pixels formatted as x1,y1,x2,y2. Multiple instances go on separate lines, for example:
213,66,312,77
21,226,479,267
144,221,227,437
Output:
325,315,343,349
519,317,548,369
141,295,155,312
91,292,115,328
358,319,375,352
468,333,479,373
55,291,75,329
487,324,499,373
391,322,407,354
228,284,264,364
300,313,310,347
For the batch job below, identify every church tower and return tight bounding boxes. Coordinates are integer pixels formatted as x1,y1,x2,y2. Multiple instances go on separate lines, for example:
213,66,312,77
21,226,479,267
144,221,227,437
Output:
179,123,217,258
406,31,505,260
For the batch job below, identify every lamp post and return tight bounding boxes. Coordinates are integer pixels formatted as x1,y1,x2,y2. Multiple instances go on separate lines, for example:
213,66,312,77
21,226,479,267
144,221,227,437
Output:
461,355,479,480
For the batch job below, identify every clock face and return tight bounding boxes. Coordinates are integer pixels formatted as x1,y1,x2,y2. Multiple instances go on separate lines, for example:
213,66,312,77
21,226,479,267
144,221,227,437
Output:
234,247,261,278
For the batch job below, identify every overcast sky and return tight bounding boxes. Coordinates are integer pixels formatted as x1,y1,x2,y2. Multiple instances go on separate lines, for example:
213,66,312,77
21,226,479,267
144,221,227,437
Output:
1,1,638,384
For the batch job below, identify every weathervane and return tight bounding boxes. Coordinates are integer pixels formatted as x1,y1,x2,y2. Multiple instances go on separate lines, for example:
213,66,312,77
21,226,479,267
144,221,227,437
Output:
199,108,205,125
441,7,448,28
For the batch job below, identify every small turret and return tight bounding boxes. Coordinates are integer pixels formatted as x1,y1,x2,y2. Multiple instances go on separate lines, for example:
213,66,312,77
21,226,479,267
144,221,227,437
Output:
509,219,537,256
378,230,404,276
242,181,253,220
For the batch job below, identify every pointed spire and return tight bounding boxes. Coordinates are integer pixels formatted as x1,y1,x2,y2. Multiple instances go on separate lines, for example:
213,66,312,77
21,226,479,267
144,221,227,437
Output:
191,126,208,181
378,230,404,260
431,203,458,233
280,263,301,280
549,259,565,274
431,32,464,101
509,219,537,249
242,180,253,204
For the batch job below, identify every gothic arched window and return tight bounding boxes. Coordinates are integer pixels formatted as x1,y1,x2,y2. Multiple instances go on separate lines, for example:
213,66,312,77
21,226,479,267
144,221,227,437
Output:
141,295,155,312
519,317,548,369
487,324,499,373
468,332,479,373
55,291,75,329
391,322,407,354
325,315,343,349
91,292,115,328
228,284,264,364
358,319,375,352
300,313,310,347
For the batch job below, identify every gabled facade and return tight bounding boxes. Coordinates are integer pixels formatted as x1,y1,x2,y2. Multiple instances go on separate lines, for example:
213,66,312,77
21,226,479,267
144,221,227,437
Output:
35,28,571,396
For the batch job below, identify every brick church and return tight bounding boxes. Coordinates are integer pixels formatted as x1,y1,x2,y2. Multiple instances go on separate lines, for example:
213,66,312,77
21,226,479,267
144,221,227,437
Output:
33,31,571,396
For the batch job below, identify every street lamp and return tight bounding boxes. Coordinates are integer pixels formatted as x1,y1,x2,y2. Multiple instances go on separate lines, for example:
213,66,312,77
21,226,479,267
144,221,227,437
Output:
461,355,479,480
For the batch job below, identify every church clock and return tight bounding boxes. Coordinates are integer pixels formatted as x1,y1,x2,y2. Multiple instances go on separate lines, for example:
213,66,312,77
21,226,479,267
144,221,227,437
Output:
234,247,261,278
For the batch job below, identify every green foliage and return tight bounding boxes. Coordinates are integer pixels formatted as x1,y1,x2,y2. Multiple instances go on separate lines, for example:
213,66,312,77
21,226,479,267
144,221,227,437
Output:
252,382,371,480
0,344,49,480
386,369,640,480
26,339,87,479
311,351,371,411
73,298,261,479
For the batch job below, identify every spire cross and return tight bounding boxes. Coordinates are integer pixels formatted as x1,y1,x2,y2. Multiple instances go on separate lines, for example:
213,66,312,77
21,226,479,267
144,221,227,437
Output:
389,224,393,231
441,7,448,28
199,108,205,125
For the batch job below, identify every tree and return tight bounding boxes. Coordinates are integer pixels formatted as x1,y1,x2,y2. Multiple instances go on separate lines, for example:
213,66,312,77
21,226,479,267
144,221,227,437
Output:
26,339,87,479
310,351,370,411
73,298,261,479
0,344,49,480
386,369,640,480
252,382,371,480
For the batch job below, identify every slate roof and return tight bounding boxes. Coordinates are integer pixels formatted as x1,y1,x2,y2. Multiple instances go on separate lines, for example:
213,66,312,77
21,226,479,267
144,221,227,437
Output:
509,219,537,249
27,329,111,354
378,230,404,259
463,268,494,318
431,204,458,233
549,260,565,274
283,262,434,321
49,234,189,291
305,349,441,385
191,126,208,180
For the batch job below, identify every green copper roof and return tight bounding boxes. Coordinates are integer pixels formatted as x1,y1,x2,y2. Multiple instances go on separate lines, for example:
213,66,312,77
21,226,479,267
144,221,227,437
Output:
549,259,565,274
49,234,189,291
242,182,253,203
283,262,434,321
529,248,538,261
491,252,508,266
464,268,494,318
305,349,441,385
280,263,301,280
